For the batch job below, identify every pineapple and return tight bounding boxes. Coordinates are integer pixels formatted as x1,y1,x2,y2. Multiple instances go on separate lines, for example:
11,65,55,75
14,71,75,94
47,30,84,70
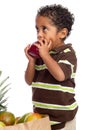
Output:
0,71,10,112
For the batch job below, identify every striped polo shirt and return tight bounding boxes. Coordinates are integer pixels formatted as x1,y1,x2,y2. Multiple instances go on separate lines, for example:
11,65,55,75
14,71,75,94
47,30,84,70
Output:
32,43,78,129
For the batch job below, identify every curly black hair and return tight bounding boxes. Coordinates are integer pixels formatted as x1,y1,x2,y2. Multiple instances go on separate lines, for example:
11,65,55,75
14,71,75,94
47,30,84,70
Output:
37,4,75,37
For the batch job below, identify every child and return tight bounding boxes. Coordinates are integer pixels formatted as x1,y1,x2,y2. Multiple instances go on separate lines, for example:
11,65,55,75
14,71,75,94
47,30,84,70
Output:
24,4,78,130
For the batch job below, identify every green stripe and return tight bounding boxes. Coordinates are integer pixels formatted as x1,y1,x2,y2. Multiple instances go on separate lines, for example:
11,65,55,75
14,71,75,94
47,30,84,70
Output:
50,121,61,125
33,101,78,110
35,64,47,70
35,50,56,71
32,82,75,94
63,48,71,53
71,73,75,78
49,50,57,54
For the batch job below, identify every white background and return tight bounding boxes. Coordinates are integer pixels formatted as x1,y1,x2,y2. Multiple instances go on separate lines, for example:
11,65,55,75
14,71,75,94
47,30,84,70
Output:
0,0,87,129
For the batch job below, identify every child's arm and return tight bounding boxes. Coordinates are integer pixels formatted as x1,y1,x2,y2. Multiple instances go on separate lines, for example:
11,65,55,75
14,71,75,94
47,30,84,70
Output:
25,61,35,85
42,53,65,81
35,40,65,81
24,45,36,85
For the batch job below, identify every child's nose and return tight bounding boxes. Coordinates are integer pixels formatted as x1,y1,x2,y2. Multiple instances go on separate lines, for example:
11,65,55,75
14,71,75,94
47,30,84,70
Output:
37,31,43,40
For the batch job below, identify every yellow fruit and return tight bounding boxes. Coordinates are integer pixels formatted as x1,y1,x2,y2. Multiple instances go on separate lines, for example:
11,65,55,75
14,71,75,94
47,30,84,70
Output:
0,121,6,127
16,113,31,124
0,111,15,126
24,112,42,122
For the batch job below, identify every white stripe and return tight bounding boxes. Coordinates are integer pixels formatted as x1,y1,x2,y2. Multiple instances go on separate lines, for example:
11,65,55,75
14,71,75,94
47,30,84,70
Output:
58,60,75,78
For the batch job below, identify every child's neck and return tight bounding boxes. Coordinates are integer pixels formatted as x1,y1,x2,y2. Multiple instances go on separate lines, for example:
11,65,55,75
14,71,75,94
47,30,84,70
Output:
56,41,65,48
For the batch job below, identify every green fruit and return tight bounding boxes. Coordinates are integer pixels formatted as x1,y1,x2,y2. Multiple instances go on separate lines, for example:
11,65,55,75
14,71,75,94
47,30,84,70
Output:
0,121,6,127
16,113,31,124
15,117,20,124
0,111,15,126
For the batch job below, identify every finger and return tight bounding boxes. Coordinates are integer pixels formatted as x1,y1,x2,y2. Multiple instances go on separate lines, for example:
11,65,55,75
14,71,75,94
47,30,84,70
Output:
24,44,30,53
34,43,40,48
49,40,52,45
48,40,52,49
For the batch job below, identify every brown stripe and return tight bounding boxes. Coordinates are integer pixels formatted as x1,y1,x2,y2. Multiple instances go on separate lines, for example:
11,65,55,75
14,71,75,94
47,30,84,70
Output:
32,88,75,105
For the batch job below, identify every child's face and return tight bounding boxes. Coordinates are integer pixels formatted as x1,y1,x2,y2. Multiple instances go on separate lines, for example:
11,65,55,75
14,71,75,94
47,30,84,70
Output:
35,16,66,49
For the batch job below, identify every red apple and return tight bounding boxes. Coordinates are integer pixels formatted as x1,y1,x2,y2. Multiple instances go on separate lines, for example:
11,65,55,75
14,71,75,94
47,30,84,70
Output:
28,41,40,58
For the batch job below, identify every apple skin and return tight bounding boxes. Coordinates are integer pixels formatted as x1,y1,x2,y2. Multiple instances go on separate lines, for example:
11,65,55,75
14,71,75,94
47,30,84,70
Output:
24,113,42,122
28,41,40,58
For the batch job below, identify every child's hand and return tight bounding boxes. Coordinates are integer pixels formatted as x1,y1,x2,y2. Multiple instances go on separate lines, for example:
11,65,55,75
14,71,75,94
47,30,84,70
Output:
35,39,52,58
24,44,36,62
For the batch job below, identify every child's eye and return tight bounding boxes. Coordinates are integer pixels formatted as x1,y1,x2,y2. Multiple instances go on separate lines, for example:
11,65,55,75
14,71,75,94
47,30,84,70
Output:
42,26,47,32
36,27,39,33
35,26,40,33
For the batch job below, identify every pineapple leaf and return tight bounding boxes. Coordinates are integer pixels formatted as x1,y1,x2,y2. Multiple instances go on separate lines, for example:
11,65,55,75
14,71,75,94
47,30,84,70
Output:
0,76,9,87
0,71,2,76
0,104,7,111
0,84,10,95
0,83,11,92
0,71,10,112
0,91,9,101
0,97,8,105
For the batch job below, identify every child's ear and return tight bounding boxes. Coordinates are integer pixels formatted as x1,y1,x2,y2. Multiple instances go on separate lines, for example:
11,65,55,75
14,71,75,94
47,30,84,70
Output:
59,28,68,39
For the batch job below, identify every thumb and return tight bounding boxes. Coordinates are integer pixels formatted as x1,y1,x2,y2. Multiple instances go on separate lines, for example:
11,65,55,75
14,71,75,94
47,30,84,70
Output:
48,40,52,50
